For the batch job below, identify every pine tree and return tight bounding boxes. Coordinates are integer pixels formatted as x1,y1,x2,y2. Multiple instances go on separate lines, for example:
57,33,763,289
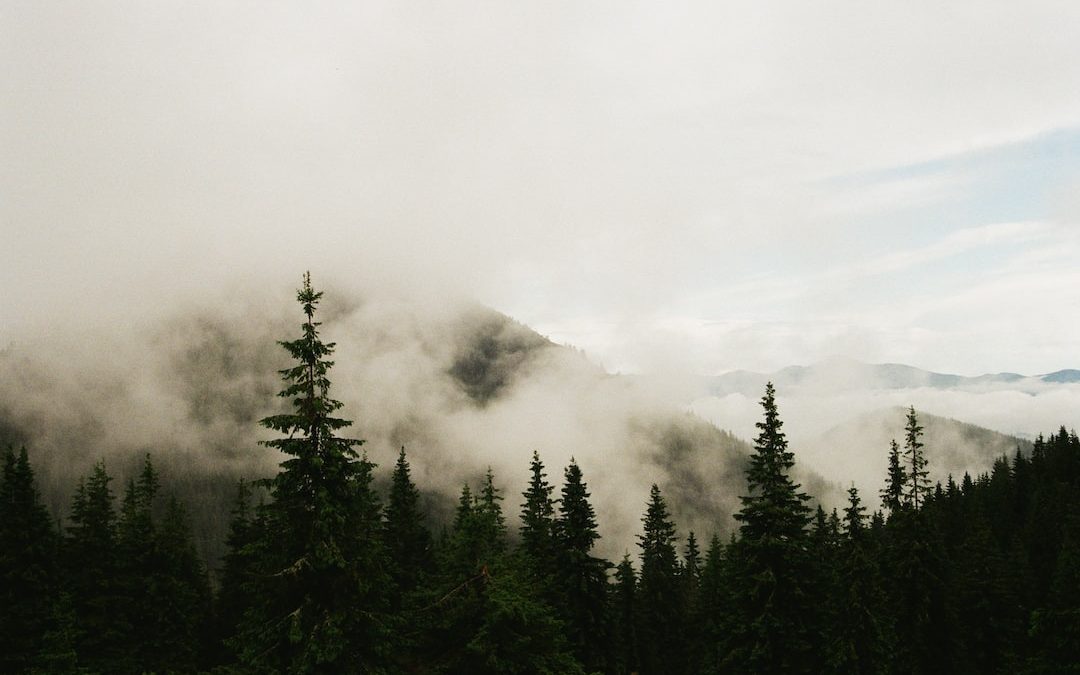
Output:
64,461,129,673
831,485,892,674
0,447,55,673
698,534,727,675
215,478,257,664
637,483,684,674
236,272,393,673
383,446,432,603
519,450,556,584
903,407,930,510
881,439,907,517
611,554,639,675
151,496,212,673
724,382,815,673
554,459,610,672
426,471,581,675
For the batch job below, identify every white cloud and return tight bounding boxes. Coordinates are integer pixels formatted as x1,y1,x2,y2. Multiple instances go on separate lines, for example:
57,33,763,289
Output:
3,1,1080,377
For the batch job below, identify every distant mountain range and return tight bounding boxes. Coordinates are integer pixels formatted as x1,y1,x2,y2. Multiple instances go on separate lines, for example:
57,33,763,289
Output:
704,357,1080,397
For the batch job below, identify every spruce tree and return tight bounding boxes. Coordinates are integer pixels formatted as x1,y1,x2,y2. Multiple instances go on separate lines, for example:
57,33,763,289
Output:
903,407,930,510
0,447,55,673
832,486,892,674
384,446,432,602
724,382,814,673
519,450,556,584
611,554,639,675
554,459,610,673
64,461,129,673
427,472,581,675
236,272,393,673
881,439,907,517
637,483,684,674
215,478,258,664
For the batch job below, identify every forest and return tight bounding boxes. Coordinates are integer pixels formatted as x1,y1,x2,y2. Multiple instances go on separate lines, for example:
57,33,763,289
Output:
1,275,1078,674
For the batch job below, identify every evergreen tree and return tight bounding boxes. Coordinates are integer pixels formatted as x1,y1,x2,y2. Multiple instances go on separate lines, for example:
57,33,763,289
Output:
151,496,212,673
425,471,580,674
236,272,393,673
881,439,907,517
519,450,557,584
215,478,258,664
64,461,129,673
554,459,610,673
611,554,639,675
384,446,433,601
637,483,684,674
723,382,815,673
903,407,930,511
0,446,55,673
697,534,727,675
831,486,892,674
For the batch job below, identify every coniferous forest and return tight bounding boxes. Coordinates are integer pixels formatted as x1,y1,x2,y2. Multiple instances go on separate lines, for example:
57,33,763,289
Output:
2,276,1079,674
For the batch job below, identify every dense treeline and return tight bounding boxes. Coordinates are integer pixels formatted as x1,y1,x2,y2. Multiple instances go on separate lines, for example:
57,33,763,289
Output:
1,276,1078,673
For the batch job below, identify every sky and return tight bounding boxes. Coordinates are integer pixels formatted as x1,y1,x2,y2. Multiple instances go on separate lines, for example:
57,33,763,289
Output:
4,1,1080,377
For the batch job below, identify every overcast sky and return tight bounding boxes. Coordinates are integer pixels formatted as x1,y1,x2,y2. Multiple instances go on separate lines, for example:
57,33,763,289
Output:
4,1,1080,376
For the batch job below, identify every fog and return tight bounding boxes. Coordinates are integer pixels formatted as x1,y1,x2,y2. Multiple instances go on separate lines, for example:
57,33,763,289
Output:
0,281,758,561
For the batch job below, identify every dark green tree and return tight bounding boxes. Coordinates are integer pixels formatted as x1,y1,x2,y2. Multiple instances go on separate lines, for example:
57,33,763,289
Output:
384,446,433,601
881,439,907,517
64,461,128,673
637,483,684,674
236,272,393,674
723,382,814,673
214,478,258,665
903,407,930,511
830,485,892,674
554,459,610,672
610,554,639,675
425,471,581,675
519,450,557,585
0,446,55,673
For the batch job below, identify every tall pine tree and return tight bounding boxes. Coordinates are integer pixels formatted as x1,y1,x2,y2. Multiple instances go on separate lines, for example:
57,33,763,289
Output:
724,382,815,673
235,272,393,673
0,447,55,673
903,407,930,511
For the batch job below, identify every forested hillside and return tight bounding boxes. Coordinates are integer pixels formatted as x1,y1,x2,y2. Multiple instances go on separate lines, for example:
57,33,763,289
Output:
1,277,1078,673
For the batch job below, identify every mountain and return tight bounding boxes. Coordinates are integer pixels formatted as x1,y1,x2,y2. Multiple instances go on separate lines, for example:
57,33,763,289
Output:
704,357,1079,396
0,292,768,562
798,406,1032,505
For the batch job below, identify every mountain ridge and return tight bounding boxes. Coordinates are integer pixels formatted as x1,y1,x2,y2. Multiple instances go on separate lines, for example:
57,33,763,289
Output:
705,357,1080,396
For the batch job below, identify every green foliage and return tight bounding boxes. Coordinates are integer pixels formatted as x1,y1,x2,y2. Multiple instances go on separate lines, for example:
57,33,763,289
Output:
904,407,931,511
0,446,56,672
384,446,433,601
519,451,557,586
723,382,815,673
881,439,907,517
554,459,610,673
610,554,639,675
63,461,130,673
235,273,394,674
637,483,684,674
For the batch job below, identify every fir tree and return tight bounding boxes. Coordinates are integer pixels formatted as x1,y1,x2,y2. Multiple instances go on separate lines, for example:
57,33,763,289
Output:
903,407,930,511
611,554,639,675
637,483,684,674
554,459,610,673
881,439,907,517
64,461,129,673
724,382,815,673
215,478,257,664
519,450,556,584
384,446,433,601
0,446,55,673
236,272,393,674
